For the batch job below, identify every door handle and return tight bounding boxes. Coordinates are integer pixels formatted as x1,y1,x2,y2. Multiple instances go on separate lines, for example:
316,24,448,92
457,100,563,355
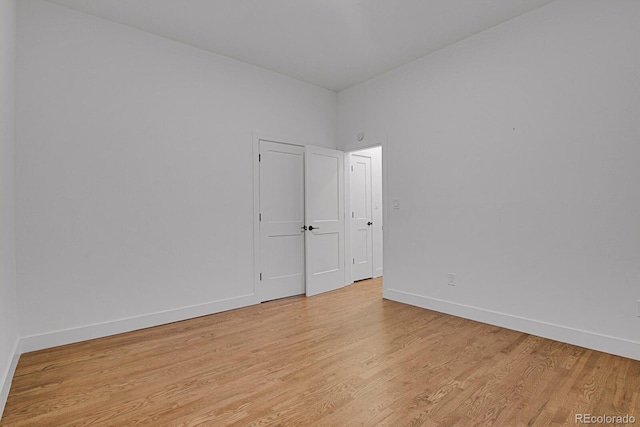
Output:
367,221,373,226
308,226,319,231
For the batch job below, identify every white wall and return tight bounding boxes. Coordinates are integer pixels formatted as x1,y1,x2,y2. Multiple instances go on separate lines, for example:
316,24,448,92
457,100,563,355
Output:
11,0,640,363
0,0,20,413
16,0,337,350
338,0,640,359
347,146,383,280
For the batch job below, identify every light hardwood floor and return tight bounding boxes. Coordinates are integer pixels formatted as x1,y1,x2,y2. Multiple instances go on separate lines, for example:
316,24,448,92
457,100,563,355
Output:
2,277,639,426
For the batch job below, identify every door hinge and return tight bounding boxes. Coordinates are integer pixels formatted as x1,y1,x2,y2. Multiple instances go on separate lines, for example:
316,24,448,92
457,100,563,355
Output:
260,273,262,281
352,212,354,218
259,154,261,162
259,213,262,222
351,165,353,172
353,258,355,265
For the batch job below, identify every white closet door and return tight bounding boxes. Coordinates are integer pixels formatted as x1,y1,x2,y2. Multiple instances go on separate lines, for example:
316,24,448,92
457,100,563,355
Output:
259,140,305,301
305,145,345,297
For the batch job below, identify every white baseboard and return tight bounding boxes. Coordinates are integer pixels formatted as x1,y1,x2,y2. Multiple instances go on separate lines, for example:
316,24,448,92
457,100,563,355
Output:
20,294,259,353
384,288,640,361
1,339,21,418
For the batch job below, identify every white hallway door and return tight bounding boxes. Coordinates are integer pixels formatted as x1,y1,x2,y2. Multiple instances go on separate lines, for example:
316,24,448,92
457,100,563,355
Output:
259,141,306,301
305,145,345,297
350,153,373,281
258,140,345,301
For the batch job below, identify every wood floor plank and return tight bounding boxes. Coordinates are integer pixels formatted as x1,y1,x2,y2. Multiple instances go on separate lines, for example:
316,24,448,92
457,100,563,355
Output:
2,277,639,426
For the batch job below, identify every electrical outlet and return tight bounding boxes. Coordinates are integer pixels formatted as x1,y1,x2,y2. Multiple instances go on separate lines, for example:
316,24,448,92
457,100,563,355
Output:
448,273,455,286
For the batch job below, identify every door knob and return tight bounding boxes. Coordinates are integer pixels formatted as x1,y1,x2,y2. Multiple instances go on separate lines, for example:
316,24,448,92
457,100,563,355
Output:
308,226,319,231
367,221,373,226
301,226,307,232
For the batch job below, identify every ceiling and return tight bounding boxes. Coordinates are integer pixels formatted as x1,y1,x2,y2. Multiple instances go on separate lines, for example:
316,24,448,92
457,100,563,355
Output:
45,0,555,92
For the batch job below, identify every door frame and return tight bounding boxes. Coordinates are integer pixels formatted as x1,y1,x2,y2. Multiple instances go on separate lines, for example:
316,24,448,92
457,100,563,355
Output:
343,143,386,287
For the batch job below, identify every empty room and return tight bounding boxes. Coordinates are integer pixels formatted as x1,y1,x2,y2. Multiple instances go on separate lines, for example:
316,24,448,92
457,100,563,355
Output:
1,0,639,425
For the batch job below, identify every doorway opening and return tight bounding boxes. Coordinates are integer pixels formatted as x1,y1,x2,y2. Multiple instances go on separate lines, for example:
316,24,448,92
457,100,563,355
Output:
345,145,383,285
